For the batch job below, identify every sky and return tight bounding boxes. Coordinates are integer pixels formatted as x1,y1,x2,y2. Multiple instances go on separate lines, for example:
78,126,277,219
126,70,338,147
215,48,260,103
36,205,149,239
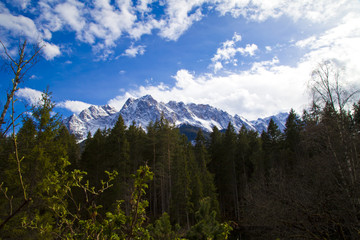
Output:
1,0,360,121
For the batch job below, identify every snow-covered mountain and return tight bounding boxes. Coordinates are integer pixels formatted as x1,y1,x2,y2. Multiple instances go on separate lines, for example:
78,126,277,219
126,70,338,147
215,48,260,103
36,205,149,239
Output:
64,95,288,142
250,112,288,134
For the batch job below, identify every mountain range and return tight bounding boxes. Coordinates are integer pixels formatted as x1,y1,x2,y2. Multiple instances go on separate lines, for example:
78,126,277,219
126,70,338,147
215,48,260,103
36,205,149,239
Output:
63,95,288,142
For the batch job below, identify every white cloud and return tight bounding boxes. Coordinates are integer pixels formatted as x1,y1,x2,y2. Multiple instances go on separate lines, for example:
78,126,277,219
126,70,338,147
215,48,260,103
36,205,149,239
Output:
136,0,154,13
16,87,43,106
88,0,136,47
211,32,258,72
212,32,242,62
37,0,63,33
107,5,360,120
17,88,91,114
2,0,357,61
0,6,41,42
238,44,258,56
43,42,61,60
158,0,204,40
108,60,309,120
122,44,146,57
128,17,164,40
295,12,360,86
57,100,91,114
213,61,223,72
265,46,272,52
214,0,352,23
54,0,86,34
6,0,31,10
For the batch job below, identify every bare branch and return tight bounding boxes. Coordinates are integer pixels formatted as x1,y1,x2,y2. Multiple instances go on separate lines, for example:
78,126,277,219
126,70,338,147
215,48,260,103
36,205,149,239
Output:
0,39,43,133
309,60,359,113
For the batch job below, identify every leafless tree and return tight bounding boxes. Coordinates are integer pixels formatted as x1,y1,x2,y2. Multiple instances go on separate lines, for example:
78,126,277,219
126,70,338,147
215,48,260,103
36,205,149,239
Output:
309,60,359,113
0,39,43,136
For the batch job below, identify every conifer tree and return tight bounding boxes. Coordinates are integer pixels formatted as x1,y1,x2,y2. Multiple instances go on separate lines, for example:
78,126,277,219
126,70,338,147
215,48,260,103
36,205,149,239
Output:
283,109,302,169
145,120,161,219
105,115,131,210
222,123,240,221
236,125,255,195
170,135,192,227
80,128,106,186
57,125,80,168
194,129,219,215
126,121,146,172
208,126,223,188
284,109,302,152
261,119,282,173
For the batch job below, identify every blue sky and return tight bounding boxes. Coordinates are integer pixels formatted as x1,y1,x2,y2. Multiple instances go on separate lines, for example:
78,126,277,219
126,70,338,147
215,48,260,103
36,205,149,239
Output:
1,0,360,120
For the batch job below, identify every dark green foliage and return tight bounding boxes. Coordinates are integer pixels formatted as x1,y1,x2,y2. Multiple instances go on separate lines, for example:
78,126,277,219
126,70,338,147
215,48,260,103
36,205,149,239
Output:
0,91,81,239
126,121,146,172
284,109,302,152
187,197,232,240
150,212,182,240
261,119,283,174
194,130,219,215
2,84,360,239
170,135,192,227
80,128,107,186
178,124,210,142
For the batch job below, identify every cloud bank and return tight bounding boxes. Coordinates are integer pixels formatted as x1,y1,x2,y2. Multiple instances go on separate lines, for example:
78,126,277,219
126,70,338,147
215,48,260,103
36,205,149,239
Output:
106,5,360,120
0,0,356,60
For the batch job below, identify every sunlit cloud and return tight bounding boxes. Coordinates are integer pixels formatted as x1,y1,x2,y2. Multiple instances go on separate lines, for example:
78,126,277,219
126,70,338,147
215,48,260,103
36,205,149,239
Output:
210,32,258,72
57,100,91,114
17,87,43,106
2,0,354,60
43,42,61,60
107,8,360,120
122,44,146,57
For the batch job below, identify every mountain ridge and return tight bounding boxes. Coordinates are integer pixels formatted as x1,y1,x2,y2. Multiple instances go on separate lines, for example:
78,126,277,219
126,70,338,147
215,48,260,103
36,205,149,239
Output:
64,95,288,142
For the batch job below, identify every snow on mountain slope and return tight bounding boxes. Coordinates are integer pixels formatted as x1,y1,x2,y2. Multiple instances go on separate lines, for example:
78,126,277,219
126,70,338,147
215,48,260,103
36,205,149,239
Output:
64,105,119,140
250,112,289,134
64,95,288,142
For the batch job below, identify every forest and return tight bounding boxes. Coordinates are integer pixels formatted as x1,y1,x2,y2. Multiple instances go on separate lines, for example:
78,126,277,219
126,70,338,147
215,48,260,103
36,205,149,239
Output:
1,41,360,240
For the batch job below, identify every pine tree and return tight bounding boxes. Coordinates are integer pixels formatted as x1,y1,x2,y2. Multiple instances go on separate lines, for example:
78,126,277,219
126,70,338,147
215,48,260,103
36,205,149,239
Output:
261,119,282,173
170,135,192,227
127,121,146,172
236,125,256,196
145,120,160,219
105,114,131,210
222,123,240,221
145,116,177,218
283,109,302,169
56,125,80,168
80,128,106,187
208,126,223,187
194,129,219,215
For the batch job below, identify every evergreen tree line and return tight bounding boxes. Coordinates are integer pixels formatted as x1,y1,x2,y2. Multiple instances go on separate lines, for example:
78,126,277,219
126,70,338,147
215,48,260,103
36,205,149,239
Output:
0,93,231,239
1,93,360,239
78,94,360,239
79,114,220,229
